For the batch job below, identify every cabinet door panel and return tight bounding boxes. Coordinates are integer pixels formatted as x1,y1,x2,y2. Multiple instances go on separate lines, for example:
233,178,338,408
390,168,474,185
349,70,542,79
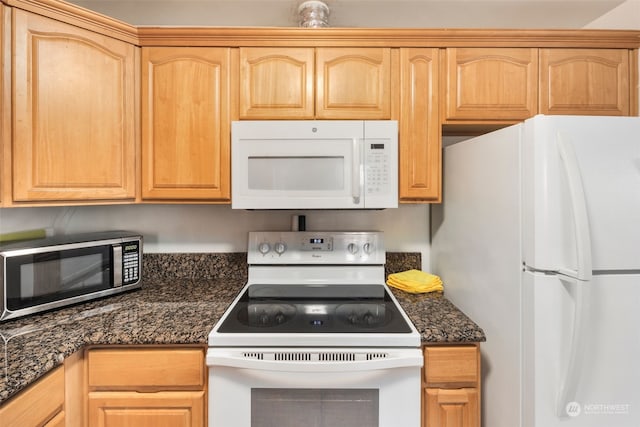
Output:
425,388,479,427
399,48,440,202
445,48,537,120
142,47,230,200
316,47,391,119
12,10,136,202
239,47,314,119
0,366,64,426
88,391,205,427
540,48,629,116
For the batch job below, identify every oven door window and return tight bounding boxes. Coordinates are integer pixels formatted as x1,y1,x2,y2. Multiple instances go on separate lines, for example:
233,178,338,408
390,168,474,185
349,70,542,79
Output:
5,246,112,310
251,388,379,427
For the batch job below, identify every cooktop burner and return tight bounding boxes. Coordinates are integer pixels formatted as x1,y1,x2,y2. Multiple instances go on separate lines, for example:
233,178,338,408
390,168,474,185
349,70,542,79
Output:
218,286,411,334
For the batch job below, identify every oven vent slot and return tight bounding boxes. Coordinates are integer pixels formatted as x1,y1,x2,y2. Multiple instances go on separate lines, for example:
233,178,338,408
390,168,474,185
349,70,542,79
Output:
366,353,389,360
274,352,312,361
243,352,265,360
319,352,356,361
255,352,391,362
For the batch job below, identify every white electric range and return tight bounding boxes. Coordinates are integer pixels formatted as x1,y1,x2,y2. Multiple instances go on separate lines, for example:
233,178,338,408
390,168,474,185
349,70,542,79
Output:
207,231,422,427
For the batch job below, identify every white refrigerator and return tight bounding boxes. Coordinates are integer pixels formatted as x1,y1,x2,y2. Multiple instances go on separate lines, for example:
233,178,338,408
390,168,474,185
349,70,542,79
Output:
431,115,640,427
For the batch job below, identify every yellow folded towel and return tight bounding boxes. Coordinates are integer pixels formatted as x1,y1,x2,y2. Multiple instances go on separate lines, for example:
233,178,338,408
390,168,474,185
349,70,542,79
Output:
386,269,444,294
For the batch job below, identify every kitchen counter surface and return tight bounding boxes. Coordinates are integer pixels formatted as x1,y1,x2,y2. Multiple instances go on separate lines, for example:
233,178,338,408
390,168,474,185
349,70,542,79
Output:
0,252,485,404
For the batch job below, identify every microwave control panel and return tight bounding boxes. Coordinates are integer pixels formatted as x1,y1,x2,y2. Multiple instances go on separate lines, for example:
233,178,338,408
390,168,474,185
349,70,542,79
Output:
365,142,391,195
122,241,140,285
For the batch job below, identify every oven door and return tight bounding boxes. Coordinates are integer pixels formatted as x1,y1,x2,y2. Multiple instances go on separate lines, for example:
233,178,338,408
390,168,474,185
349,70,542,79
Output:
207,347,422,427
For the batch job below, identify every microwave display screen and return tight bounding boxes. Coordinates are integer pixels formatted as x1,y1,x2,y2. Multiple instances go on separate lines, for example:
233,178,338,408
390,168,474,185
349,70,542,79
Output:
370,143,385,149
6,246,111,311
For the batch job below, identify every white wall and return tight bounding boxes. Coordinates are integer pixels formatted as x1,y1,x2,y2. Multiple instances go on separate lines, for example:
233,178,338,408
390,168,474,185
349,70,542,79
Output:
583,0,640,112
583,0,640,29
0,204,431,268
70,0,627,28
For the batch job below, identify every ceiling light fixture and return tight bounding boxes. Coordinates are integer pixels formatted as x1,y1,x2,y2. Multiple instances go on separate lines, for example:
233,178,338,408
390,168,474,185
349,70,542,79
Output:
298,1,330,28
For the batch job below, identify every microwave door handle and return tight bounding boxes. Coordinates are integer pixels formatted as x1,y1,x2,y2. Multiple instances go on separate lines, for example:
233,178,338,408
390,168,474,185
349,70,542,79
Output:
112,245,123,287
352,138,362,204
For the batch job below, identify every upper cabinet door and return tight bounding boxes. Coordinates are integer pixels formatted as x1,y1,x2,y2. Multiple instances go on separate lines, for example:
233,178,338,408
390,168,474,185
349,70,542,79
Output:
444,48,538,121
12,10,137,203
539,48,630,116
141,47,231,201
239,47,314,119
399,48,441,203
316,47,391,119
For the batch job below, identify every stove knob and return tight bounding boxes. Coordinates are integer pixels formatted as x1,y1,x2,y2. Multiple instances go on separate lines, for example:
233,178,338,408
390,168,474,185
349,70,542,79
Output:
258,242,271,255
347,313,358,325
274,242,287,255
347,243,358,254
275,312,286,324
259,312,270,325
363,312,375,326
363,243,372,254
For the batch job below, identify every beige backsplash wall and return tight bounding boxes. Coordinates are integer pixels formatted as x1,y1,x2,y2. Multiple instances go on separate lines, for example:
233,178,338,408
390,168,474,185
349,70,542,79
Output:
0,204,431,270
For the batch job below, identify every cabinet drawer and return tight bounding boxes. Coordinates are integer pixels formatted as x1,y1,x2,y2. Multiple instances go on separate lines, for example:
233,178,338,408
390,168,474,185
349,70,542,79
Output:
0,366,64,426
88,348,205,390
424,345,479,388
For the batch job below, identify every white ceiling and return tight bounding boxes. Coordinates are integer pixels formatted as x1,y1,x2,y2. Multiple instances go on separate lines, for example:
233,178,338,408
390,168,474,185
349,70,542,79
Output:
67,0,636,28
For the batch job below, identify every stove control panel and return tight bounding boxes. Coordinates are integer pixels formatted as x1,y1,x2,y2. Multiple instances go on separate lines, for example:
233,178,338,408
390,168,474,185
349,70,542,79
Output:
248,231,385,265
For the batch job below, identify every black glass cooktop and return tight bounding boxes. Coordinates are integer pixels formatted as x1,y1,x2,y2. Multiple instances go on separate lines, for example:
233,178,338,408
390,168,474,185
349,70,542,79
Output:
217,285,413,334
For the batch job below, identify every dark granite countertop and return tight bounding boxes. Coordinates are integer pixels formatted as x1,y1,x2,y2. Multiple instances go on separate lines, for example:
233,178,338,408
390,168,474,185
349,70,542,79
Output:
0,252,484,404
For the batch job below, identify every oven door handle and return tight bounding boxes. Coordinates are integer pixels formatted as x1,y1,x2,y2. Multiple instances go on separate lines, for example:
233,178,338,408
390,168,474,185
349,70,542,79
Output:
207,351,423,372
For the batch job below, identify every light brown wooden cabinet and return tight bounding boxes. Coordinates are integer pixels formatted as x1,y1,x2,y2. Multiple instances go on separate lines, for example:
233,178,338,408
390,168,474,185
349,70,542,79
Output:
86,347,206,427
0,3,9,205
141,47,231,201
443,47,538,122
399,48,441,202
539,48,631,116
0,366,65,426
10,9,137,204
443,47,634,126
423,345,481,427
239,47,391,119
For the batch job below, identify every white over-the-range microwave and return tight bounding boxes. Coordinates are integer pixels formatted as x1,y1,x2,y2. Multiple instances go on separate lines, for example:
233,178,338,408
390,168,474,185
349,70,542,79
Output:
231,120,398,210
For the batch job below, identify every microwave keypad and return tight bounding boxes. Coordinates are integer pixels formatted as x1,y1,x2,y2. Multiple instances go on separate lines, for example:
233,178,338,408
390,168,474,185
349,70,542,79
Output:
123,245,140,284
366,149,389,194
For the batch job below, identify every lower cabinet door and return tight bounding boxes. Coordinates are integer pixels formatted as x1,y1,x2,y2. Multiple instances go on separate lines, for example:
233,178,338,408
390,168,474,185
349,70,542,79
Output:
88,391,205,427
45,411,66,427
424,388,479,427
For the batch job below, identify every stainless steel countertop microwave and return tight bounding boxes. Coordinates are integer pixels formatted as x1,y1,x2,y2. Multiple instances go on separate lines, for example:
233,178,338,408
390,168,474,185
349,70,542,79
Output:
0,231,142,321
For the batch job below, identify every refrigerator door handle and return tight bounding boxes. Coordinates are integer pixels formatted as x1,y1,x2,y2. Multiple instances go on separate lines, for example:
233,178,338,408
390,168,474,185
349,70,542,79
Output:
556,131,593,417
556,276,591,417
556,132,593,281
